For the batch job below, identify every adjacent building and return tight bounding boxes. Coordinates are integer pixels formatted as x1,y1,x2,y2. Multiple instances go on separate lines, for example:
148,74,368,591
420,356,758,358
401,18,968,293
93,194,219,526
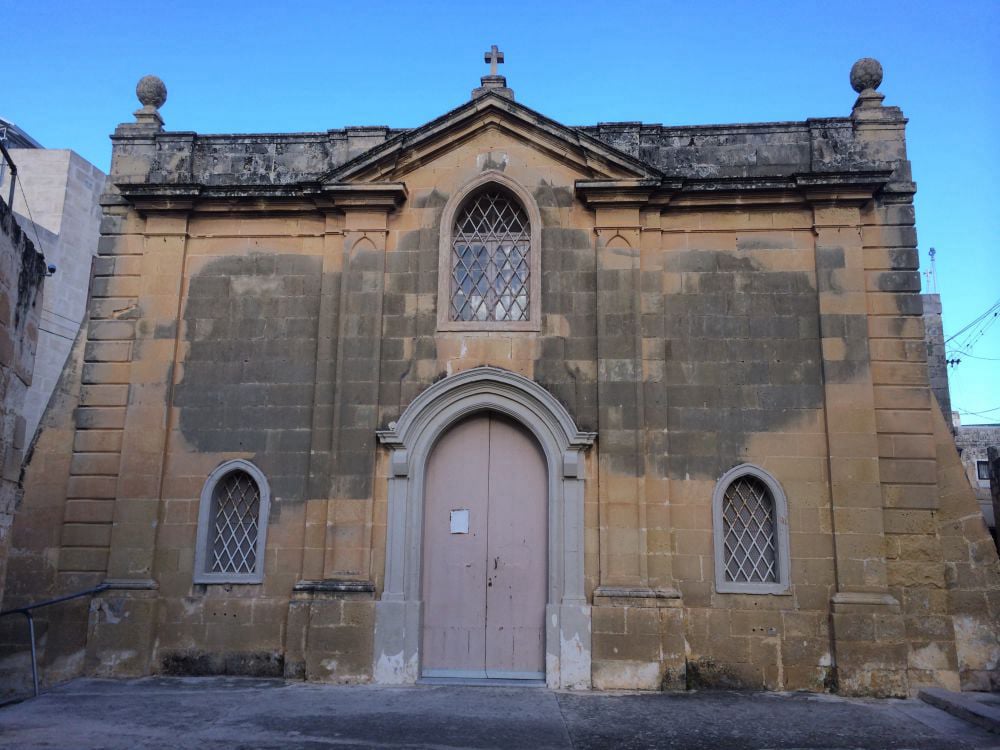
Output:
0,175,46,608
954,421,999,543
0,118,106,443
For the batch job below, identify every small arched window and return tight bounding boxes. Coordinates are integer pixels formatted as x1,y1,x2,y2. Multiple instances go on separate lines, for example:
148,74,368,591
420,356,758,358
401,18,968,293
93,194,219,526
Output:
712,464,790,594
194,460,270,584
450,189,531,323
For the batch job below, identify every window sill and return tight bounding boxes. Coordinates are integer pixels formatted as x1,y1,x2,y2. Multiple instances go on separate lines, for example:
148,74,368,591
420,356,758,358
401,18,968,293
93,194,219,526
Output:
715,584,792,596
193,575,264,586
437,320,540,333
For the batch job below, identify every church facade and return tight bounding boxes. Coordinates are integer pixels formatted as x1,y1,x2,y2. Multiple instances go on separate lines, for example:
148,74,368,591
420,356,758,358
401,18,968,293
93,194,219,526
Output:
3,55,998,697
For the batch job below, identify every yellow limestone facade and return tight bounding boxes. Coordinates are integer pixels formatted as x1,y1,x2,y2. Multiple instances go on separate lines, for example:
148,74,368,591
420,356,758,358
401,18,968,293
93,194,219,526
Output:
2,57,998,698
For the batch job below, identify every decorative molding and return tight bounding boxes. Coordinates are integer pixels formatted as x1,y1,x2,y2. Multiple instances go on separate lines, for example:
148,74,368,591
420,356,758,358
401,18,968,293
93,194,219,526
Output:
193,459,271,586
293,579,375,594
831,591,901,608
101,578,159,591
319,182,408,210
593,586,682,599
115,181,408,214
796,170,893,206
712,463,792,596
373,366,594,688
574,178,668,208
376,366,596,450
434,171,543,333
327,91,664,184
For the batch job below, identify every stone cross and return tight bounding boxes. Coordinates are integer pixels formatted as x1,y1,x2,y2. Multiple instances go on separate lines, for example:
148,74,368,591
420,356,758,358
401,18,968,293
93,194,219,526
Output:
484,45,504,76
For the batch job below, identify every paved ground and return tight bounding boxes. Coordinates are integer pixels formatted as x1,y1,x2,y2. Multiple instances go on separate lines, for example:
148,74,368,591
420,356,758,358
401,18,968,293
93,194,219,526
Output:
0,677,998,749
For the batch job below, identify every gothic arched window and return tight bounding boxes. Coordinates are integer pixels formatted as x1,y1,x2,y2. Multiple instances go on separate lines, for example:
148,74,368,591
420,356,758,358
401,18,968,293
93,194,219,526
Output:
450,189,531,323
194,460,271,584
712,464,791,594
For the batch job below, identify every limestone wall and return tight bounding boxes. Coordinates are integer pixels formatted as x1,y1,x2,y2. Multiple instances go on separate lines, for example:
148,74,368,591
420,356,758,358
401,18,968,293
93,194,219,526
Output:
0,195,46,608
955,424,1000,531
4,67,999,698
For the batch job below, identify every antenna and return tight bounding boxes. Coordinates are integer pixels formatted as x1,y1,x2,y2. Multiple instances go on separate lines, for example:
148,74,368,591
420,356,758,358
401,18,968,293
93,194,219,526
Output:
927,246,938,293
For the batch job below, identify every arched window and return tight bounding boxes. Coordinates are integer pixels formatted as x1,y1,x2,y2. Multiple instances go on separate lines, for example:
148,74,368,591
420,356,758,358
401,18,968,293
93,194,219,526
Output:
194,460,271,584
712,464,790,594
450,188,531,323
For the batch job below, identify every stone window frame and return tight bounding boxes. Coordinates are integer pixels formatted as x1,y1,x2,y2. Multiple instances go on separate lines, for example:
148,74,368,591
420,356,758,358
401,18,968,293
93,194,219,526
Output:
712,463,791,595
193,459,271,585
436,171,543,332
976,460,990,482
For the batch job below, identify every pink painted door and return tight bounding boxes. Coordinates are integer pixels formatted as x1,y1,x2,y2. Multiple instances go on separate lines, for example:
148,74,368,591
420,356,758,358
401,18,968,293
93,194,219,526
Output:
485,415,547,678
422,416,490,676
421,413,547,679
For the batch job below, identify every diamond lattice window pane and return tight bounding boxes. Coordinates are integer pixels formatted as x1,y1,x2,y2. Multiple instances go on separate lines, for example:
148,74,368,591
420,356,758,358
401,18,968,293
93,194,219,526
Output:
210,470,261,574
722,475,777,583
451,191,530,322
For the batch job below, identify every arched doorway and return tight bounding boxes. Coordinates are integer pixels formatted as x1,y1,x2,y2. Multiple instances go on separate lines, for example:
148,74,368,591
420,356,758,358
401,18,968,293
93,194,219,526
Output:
421,412,547,679
373,367,595,688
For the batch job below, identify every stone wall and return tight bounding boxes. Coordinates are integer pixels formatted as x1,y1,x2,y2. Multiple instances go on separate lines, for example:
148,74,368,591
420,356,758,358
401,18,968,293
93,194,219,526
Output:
4,64,999,698
956,424,1000,532
921,293,952,426
934,411,1000,690
0,194,47,608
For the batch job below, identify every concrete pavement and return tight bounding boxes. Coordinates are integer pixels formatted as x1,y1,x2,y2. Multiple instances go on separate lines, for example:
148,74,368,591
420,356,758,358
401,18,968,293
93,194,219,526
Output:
0,677,998,749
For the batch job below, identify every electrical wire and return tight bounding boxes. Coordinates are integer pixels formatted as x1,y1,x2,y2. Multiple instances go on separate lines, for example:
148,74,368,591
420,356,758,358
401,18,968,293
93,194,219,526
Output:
956,405,1000,423
945,297,1000,345
947,349,1000,362
42,307,81,325
38,326,75,341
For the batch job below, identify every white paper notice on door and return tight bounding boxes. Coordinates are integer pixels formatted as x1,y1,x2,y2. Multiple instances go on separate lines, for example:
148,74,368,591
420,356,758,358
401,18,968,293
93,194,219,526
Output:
450,509,470,534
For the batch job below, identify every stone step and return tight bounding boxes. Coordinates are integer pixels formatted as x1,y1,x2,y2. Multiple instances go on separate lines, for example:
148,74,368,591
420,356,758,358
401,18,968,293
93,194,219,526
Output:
918,687,1000,734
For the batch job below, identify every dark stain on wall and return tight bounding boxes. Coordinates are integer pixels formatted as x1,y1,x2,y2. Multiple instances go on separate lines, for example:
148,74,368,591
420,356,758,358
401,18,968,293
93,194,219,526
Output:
533,181,575,208
660,249,824,480
174,253,322,502
161,649,284,677
411,189,447,209
534,226,598,431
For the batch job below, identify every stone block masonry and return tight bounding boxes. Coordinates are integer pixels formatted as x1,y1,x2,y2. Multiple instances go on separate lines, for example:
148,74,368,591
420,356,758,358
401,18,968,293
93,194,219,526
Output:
3,57,998,698
0,194,46,608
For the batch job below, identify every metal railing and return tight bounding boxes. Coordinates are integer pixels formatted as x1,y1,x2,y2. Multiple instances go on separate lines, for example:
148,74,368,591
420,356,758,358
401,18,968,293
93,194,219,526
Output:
0,584,110,697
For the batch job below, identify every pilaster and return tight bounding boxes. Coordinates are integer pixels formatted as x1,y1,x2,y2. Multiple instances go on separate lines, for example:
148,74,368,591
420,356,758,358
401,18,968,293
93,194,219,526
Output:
320,184,405,581
301,210,345,582
577,182,656,590
808,190,907,696
109,209,190,583
577,182,684,690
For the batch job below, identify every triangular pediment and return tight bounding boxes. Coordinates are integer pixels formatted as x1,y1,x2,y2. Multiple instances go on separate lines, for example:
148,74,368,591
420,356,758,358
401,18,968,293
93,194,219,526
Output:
325,92,663,185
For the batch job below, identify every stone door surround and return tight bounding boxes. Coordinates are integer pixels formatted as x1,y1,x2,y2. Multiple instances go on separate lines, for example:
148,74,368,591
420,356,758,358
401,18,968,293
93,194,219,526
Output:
374,367,596,688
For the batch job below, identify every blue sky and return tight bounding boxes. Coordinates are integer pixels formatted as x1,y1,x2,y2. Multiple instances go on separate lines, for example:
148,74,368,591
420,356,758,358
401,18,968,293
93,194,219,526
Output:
4,0,998,422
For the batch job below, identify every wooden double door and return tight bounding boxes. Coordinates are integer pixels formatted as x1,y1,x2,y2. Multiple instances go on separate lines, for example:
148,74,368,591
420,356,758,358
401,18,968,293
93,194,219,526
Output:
421,413,547,679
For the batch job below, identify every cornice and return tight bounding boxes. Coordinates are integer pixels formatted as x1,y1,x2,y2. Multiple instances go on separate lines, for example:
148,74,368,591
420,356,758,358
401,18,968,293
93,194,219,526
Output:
319,182,408,210
115,181,408,213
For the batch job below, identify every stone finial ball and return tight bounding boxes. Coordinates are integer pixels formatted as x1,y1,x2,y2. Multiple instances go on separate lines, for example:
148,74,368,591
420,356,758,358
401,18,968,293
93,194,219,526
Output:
136,75,167,109
850,58,883,93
